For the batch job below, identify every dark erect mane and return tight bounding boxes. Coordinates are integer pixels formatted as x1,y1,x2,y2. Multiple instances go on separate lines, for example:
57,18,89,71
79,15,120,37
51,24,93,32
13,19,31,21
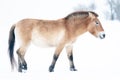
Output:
64,11,98,20
89,11,98,17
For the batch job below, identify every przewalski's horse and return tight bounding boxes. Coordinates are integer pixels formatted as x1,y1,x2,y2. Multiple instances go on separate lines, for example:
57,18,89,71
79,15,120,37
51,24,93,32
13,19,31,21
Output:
8,11,105,72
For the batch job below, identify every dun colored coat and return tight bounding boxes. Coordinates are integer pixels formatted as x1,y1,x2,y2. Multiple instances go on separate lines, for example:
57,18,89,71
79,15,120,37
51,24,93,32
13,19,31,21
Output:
8,11,105,72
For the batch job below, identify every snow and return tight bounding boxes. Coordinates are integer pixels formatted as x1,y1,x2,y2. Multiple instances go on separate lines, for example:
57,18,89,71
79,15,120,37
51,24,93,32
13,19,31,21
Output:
0,0,120,80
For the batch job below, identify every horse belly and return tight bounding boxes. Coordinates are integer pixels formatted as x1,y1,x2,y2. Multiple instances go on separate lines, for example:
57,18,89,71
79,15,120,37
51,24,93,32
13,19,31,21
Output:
32,37,53,47
31,30,65,47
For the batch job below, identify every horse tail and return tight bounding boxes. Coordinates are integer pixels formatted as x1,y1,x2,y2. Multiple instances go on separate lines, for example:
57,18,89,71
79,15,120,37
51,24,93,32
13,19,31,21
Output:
8,24,16,69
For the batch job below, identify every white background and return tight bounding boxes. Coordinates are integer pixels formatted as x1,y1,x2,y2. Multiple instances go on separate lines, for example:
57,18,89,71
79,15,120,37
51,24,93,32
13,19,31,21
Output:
0,0,120,80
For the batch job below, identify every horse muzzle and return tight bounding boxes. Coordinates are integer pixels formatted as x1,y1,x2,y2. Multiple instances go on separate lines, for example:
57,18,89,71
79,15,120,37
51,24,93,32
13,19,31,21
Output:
98,32,105,39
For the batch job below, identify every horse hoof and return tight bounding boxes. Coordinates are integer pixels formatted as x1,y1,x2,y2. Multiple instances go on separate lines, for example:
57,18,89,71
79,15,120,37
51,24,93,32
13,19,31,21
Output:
18,69,22,72
21,65,27,70
22,69,27,73
49,66,54,72
70,68,77,71
18,68,27,73
49,69,54,72
18,67,23,72
49,68,54,72
18,65,27,73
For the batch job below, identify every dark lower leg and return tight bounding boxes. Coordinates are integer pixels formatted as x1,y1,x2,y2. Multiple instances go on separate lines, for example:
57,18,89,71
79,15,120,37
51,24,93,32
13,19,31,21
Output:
17,49,27,72
66,45,77,71
49,44,65,72
18,58,22,72
18,59,27,72
49,54,59,72
21,60,27,70
68,53,77,71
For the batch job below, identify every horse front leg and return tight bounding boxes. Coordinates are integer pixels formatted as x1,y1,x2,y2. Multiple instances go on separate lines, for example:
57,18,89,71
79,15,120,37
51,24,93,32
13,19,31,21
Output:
49,44,65,72
66,45,77,71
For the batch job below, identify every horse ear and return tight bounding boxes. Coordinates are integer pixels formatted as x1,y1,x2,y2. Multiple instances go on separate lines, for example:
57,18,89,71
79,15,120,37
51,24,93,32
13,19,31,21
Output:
89,12,95,19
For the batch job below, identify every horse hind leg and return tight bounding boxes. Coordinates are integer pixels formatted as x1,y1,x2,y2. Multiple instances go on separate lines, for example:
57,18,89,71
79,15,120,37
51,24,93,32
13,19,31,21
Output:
16,47,28,72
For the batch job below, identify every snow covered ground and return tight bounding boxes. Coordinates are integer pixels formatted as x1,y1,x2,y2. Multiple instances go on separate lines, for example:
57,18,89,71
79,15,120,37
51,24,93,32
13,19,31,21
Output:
0,0,120,80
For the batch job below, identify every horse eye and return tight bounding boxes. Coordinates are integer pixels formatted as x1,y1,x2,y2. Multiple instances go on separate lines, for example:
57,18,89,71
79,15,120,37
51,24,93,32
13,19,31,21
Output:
95,21,99,25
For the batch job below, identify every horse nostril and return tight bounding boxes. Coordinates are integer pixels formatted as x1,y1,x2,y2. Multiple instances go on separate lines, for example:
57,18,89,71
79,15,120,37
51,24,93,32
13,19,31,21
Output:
99,33,105,39
103,34,105,38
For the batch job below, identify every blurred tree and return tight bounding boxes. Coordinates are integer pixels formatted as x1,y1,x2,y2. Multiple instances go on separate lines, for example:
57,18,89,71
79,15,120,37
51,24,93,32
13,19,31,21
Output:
108,0,114,20
107,0,120,20
74,2,96,11
114,0,120,20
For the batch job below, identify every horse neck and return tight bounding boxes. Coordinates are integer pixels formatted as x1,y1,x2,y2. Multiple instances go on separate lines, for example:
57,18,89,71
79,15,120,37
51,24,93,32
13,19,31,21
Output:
66,17,90,38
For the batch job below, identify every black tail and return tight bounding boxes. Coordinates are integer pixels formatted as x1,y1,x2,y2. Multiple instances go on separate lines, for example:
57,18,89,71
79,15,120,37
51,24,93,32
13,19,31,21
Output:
8,24,16,69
